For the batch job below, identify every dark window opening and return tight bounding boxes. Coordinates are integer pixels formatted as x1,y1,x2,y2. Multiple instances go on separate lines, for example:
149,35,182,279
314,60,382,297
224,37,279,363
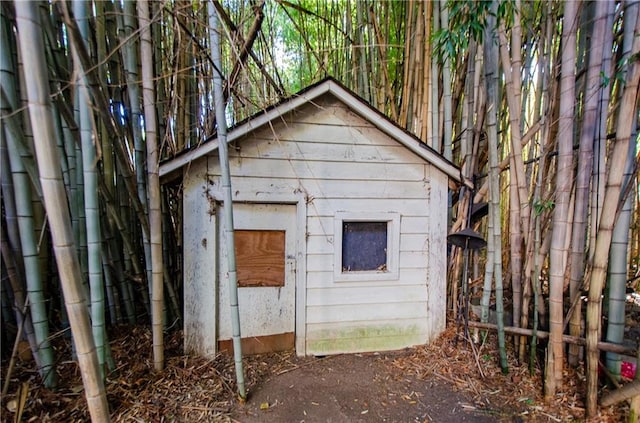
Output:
342,221,387,272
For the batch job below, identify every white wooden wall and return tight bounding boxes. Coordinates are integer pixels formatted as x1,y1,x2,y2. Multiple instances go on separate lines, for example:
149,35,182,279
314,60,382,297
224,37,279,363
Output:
424,165,448,343
183,94,448,356
182,158,218,357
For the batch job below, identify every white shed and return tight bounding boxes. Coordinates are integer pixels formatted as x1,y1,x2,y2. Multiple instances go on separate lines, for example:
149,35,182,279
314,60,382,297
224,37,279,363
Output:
160,78,461,358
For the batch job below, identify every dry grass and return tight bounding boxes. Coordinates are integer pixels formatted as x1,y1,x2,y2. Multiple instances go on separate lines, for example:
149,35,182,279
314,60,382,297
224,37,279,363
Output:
393,325,628,422
0,323,630,422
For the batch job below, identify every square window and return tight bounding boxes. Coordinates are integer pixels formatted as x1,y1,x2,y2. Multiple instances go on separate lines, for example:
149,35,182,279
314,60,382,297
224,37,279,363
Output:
334,212,400,282
342,222,387,271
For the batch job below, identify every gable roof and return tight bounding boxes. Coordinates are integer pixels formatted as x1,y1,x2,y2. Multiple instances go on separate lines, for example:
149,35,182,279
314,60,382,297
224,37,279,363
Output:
159,77,462,183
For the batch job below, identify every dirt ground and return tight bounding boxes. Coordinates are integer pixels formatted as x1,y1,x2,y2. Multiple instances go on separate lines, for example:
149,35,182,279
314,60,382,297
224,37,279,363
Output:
231,351,500,423
0,325,629,422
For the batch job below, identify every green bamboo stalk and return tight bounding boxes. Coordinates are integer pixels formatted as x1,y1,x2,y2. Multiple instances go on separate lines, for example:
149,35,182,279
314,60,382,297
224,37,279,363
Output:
151,1,168,145
72,0,107,376
56,2,150,245
1,10,57,388
589,6,615,259
430,1,440,152
13,2,110,419
161,191,182,324
138,0,165,371
74,87,88,288
440,0,452,160
60,106,79,253
569,0,610,366
120,0,153,301
0,92,41,201
209,0,246,399
605,0,639,380
103,197,137,324
585,12,640,416
101,245,118,325
605,138,636,378
0,177,40,369
483,0,508,374
50,99,72,193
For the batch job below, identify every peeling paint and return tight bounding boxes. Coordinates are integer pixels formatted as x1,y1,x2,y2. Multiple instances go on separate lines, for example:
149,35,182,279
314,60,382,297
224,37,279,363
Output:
203,185,217,217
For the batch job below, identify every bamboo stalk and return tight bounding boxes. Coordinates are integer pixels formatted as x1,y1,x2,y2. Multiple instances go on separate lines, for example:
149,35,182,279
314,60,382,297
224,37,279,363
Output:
600,380,640,407
72,0,107,377
467,321,636,355
605,0,639,380
430,1,439,152
398,0,414,128
138,0,165,372
440,0,452,160
2,10,57,388
209,0,246,400
547,0,579,398
569,0,610,367
498,25,526,332
14,2,110,419
2,297,29,397
57,2,150,238
120,0,154,314
0,117,41,370
483,0,508,374
585,10,640,418
368,7,397,121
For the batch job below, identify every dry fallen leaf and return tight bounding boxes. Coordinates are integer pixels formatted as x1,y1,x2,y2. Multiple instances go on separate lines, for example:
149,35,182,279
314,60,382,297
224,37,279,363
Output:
6,399,17,413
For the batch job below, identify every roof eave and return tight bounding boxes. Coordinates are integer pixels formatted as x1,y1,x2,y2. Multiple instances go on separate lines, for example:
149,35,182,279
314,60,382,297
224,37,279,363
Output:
159,79,467,187
159,82,333,178
323,81,463,184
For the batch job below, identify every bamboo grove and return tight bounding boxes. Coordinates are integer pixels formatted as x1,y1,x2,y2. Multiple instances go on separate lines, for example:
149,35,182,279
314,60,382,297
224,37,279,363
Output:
0,0,638,420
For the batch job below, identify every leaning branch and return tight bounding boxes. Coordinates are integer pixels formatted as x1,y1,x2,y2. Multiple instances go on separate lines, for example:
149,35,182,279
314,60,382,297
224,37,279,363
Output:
600,380,640,407
467,321,636,355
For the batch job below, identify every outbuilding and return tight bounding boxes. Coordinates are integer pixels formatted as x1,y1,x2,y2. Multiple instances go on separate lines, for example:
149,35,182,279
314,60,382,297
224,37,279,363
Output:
159,78,461,357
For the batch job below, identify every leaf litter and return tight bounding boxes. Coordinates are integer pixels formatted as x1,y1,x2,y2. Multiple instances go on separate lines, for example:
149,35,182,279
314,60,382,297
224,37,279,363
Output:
0,324,629,422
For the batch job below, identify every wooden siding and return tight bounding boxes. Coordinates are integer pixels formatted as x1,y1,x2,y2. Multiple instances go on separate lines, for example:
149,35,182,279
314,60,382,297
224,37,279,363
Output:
424,165,448,341
181,92,448,356
230,95,437,355
183,159,218,357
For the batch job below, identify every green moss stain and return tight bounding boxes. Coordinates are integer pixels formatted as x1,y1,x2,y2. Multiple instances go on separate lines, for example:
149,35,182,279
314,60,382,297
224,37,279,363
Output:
306,324,423,355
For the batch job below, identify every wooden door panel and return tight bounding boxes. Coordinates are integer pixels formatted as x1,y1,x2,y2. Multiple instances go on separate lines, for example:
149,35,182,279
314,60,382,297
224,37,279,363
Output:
235,230,285,287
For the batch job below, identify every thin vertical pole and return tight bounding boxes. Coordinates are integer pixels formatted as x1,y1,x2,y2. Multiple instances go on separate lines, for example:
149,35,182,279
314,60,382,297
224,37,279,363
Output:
208,0,246,400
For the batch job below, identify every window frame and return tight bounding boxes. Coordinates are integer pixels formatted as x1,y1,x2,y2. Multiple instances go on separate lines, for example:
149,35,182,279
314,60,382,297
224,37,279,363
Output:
333,212,401,282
